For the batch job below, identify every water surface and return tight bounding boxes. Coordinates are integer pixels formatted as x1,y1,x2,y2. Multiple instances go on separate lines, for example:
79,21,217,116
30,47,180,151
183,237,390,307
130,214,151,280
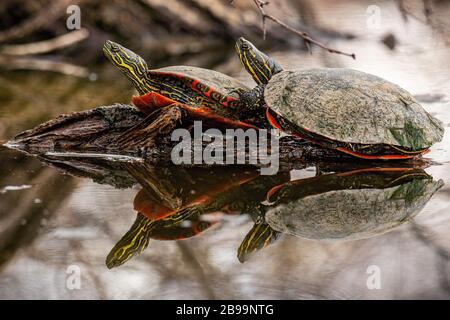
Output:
1,0,450,299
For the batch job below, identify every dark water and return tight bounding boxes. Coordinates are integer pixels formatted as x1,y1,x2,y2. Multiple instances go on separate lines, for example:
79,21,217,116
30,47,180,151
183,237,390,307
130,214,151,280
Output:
1,0,450,299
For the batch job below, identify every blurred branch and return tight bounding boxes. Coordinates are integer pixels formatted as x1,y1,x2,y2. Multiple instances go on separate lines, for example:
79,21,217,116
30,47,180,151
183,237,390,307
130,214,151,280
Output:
248,0,355,59
0,0,81,43
397,0,450,39
410,222,450,293
0,29,89,56
0,55,89,77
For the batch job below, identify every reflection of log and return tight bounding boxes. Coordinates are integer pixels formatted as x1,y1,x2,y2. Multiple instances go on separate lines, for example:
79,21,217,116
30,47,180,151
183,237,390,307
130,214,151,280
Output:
6,104,352,167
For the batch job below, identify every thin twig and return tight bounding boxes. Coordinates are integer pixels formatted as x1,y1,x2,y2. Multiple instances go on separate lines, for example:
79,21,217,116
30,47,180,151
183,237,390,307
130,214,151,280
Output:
250,0,355,59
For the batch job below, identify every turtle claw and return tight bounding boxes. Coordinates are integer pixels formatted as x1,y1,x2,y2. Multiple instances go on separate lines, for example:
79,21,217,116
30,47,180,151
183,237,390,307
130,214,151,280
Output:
228,88,247,99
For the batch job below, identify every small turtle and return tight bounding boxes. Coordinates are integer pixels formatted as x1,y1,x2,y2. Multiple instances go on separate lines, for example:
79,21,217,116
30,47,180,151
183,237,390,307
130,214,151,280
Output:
235,37,444,160
103,40,258,129
105,167,260,268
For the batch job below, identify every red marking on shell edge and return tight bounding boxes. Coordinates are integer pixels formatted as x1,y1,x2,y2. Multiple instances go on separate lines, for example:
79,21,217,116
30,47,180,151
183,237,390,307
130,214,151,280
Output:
191,79,199,90
132,92,176,114
266,109,282,129
336,147,416,160
266,184,284,202
185,106,257,129
133,191,175,221
336,167,416,177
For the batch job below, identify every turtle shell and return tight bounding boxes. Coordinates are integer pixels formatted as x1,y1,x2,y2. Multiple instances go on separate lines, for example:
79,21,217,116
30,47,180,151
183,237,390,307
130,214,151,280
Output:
132,65,256,129
265,168,443,241
149,65,250,107
264,68,444,151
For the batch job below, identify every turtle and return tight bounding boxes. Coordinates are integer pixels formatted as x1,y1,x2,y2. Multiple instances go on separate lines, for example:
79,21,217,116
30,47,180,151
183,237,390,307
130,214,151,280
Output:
103,40,259,130
265,167,443,240
235,37,445,160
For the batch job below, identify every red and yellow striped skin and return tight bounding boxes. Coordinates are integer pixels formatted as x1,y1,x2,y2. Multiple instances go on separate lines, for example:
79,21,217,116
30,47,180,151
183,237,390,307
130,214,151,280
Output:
132,91,257,130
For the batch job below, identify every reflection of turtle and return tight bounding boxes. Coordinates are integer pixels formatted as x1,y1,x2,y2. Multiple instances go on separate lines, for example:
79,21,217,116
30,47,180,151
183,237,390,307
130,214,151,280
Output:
103,40,258,129
265,168,444,240
106,164,286,268
235,38,444,160
237,222,280,263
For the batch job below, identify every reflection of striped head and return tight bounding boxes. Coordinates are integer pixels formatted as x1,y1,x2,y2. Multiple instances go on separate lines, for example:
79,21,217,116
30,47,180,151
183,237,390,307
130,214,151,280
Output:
237,222,280,263
103,40,149,94
106,213,153,269
235,37,283,85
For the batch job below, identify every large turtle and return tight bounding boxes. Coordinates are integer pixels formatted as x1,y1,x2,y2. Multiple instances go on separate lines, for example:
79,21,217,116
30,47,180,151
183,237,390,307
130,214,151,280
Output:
103,40,259,129
235,37,445,160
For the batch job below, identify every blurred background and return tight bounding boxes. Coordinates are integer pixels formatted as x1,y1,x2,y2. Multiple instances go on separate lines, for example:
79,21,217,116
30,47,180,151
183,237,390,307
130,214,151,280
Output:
1,0,450,299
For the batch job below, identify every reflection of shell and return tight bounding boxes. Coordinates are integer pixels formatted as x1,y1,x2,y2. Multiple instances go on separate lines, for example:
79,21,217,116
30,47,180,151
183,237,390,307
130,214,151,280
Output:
266,178,444,241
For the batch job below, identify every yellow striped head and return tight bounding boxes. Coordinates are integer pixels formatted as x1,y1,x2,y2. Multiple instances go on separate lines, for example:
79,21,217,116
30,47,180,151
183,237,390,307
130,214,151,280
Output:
103,40,149,95
235,37,283,85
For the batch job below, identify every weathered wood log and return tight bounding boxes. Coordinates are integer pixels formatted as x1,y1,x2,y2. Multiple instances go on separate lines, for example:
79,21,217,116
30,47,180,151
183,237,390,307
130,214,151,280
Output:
6,103,352,166
6,103,430,174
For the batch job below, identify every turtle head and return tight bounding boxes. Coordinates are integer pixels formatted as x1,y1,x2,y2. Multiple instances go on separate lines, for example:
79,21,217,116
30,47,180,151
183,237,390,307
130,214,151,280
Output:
235,37,283,85
103,40,150,94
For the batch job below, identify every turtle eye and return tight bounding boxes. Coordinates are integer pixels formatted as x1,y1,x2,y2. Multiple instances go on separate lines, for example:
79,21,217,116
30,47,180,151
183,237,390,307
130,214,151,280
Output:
241,43,249,50
111,45,121,53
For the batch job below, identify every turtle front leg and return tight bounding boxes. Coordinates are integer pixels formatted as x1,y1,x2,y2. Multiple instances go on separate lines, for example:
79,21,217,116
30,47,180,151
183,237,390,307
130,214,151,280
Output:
227,87,247,99
239,84,266,111
237,85,272,128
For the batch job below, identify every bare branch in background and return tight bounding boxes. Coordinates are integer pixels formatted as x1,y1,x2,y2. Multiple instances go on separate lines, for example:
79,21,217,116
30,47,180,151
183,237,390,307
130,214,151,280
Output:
396,0,450,39
0,55,89,78
397,0,410,21
0,29,89,56
0,0,81,43
231,0,356,59
422,0,433,23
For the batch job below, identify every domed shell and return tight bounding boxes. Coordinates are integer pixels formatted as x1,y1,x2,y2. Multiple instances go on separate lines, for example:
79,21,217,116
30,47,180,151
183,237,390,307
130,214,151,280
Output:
264,68,444,150
265,176,443,241
152,65,250,97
